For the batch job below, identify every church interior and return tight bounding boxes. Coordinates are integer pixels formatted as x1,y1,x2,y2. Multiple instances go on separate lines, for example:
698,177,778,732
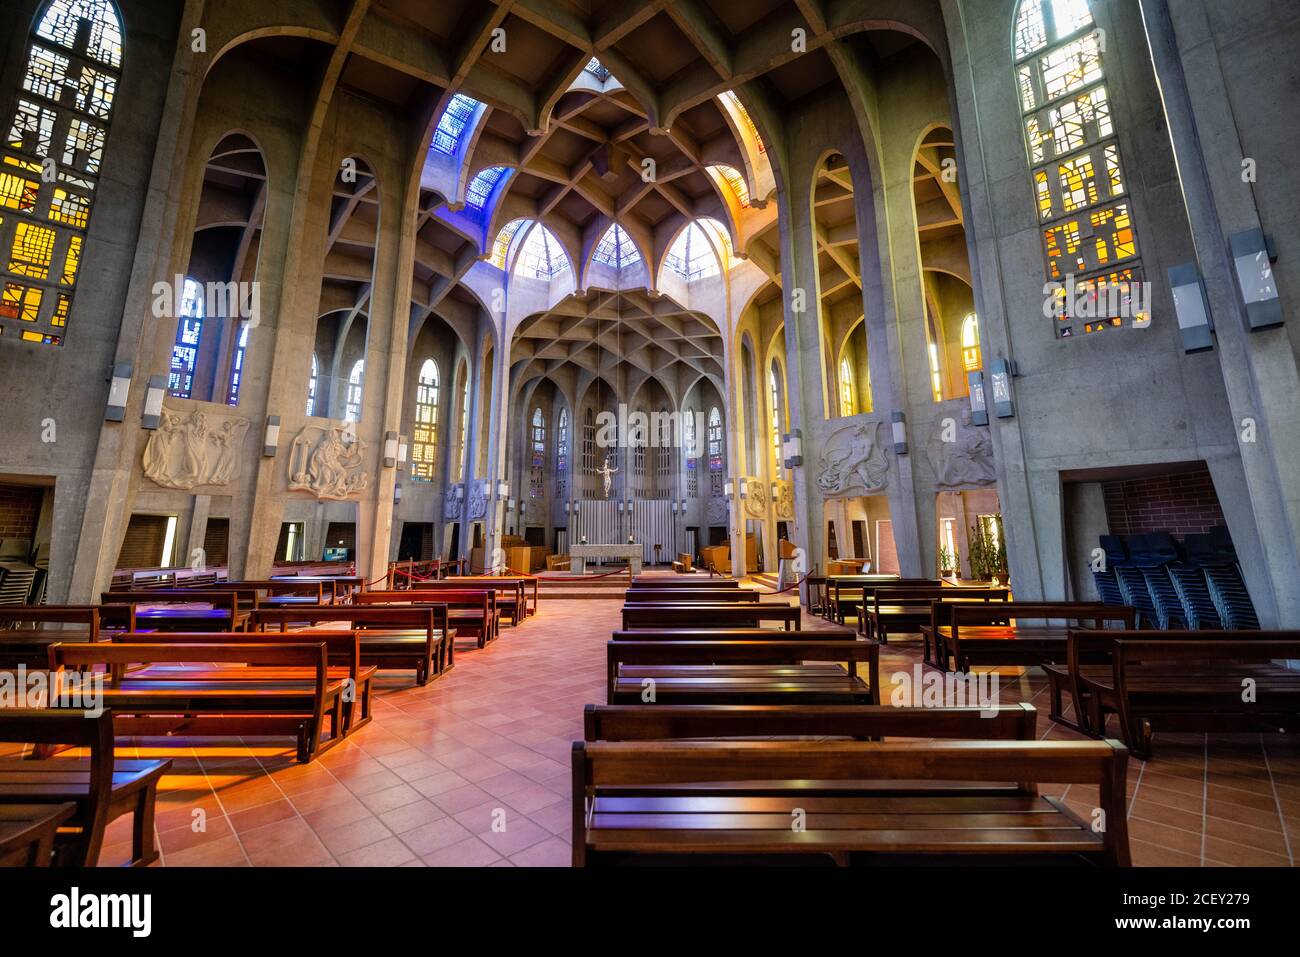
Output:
0,0,1298,893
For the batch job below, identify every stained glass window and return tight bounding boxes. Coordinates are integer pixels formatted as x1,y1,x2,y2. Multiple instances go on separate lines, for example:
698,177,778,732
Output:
1,0,122,345
306,353,318,416
664,222,720,281
719,91,765,153
516,224,570,280
465,166,510,210
345,359,364,422
431,94,480,155
556,408,568,500
168,278,204,398
490,218,527,269
961,314,981,371
584,58,610,82
591,223,641,268
411,359,438,481
226,322,249,406
769,364,784,473
707,407,723,497
710,164,750,207
684,409,698,497
456,367,469,482
1014,0,1144,335
531,407,545,468
838,356,856,417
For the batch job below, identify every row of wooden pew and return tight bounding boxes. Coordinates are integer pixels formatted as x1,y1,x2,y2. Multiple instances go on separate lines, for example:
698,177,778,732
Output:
577,577,1130,866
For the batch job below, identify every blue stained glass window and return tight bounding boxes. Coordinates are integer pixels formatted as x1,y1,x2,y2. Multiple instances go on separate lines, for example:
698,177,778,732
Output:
465,166,510,210
431,94,480,155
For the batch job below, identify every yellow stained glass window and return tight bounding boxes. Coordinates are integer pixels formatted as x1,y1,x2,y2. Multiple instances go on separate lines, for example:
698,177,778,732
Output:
50,188,89,227
1,282,43,322
61,233,81,284
9,222,56,278
51,292,69,326
0,171,39,212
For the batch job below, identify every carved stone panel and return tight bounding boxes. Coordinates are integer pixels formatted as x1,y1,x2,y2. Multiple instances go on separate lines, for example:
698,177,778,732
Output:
468,482,487,520
705,496,728,524
743,477,767,518
816,422,889,497
774,479,795,519
142,409,249,490
927,411,997,489
443,485,463,520
288,425,370,501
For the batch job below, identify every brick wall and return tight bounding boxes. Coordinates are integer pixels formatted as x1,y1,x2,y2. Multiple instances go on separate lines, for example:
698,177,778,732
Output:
1102,465,1226,539
0,483,44,541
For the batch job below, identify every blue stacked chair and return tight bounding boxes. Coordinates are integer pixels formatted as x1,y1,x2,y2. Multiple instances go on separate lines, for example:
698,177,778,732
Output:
1115,565,1160,629
1091,566,1125,605
1205,564,1260,629
1141,566,1188,629
1168,565,1223,629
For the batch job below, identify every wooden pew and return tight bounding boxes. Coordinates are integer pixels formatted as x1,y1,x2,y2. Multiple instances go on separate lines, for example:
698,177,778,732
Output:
611,628,856,643
606,639,879,705
100,590,249,631
0,606,112,669
416,576,535,622
221,579,327,607
0,710,171,866
270,575,363,603
357,590,497,648
630,576,738,589
584,701,1040,742
861,586,1009,642
571,736,1130,866
1055,630,1300,757
929,602,1136,673
621,603,801,631
112,630,374,734
252,604,454,684
827,576,939,624
624,588,760,604
48,642,346,763
0,803,76,866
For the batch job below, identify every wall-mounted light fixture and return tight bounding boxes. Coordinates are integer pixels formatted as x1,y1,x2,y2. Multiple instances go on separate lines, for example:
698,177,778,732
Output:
891,410,908,454
497,479,509,498
770,481,779,500
397,434,409,469
738,479,748,498
142,375,167,429
671,500,678,514
781,430,803,468
723,479,735,499
1169,262,1215,352
383,430,399,468
454,485,465,501
106,362,131,422
263,415,280,457
1229,228,1282,330
508,498,516,512
989,359,1016,419
680,498,686,513
967,371,989,426
617,500,625,513
393,484,402,505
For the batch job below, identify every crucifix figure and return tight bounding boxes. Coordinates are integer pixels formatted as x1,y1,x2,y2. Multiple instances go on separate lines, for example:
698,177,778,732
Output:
596,454,619,499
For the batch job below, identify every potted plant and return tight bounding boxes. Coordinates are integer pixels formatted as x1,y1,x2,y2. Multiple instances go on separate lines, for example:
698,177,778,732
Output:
937,545,957,578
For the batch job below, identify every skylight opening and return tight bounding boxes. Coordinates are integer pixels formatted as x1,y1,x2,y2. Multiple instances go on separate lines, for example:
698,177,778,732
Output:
710,164,750,207
465,165,510,210
719,90,766,154
584,58,610,82
591,223,641,269
664,222,722,282
431,93,480,155
490,218,529,269
516,224,570,280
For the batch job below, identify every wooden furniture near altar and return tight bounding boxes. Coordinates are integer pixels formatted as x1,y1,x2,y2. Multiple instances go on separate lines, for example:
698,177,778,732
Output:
502,535,551,574
570,543,642,576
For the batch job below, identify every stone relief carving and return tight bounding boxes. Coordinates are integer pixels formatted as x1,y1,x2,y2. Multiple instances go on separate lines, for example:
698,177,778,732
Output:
143,410,249,490
816,422,889,496
288,425,370,501
705,496,728,524
927,410,997,488
743,478,767,518
443,485,462,520
774,479,795,520
468,482,487,520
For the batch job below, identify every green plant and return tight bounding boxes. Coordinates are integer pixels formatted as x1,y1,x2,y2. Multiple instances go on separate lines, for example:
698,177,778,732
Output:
967,516,1009,583
937,545,957,576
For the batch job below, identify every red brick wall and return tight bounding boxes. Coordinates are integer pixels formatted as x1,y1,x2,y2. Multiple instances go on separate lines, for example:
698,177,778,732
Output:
0,484,44,541
1102,465,1226,540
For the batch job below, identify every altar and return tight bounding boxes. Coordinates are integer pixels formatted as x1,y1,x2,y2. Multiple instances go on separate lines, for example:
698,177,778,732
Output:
569,543,643,576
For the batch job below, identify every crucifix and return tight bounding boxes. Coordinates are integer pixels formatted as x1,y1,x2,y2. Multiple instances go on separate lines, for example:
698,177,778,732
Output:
596,454,619,499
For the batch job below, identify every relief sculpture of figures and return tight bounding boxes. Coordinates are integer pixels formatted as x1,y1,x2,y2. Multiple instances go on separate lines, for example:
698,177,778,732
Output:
928,410,997,488
816,422,889,496
142,410,249,490
288,425,370,501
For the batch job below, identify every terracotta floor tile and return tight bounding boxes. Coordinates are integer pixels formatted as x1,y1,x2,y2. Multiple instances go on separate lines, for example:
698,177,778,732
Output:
420,836,502,867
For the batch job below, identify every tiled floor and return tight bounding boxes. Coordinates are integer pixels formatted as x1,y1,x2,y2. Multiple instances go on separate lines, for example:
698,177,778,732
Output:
46,593,1300,866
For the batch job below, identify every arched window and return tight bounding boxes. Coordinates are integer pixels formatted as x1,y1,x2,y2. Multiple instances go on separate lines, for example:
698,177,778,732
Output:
1015,0,1143,336
344,359,364,422
431,93,480,155
927,341,943,403
411,358,438,481
684,408,698,498
709,164,751,207
961,313,981,370
769,363,785,473
556,407,568,500
465,166,510,210
456,366,469,482
0,0,122,346
516,224,570,280
168,278,204,398
591,223,641,268
664,222,721,281
531,408,545,466
707,406,723,496
838,356,856,417
306,354,318,416
226,322,250,406
490,218,528,269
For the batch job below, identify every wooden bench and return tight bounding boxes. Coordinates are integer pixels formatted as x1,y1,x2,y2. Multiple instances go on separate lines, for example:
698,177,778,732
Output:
927,602,1136,672
418,575,536,621
861,587,1009,642
607,639,879,705
624,588,760,604
621,603,801,631
631,575,734,588
270,575,363,603
222,579,328,606
1051,631,1300,758
827,576,939,624
571,736,1130,866
48,642,347,763
252,604,454,684
0,802,76,866
584,701,1040,742
0,606,114,669
0,710,171,866
101,590,249,631
611,628,856,643
358,590,497,648
111,630,375,734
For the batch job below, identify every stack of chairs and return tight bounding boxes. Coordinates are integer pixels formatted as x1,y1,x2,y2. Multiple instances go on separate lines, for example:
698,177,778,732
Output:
1092,527,1259,631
